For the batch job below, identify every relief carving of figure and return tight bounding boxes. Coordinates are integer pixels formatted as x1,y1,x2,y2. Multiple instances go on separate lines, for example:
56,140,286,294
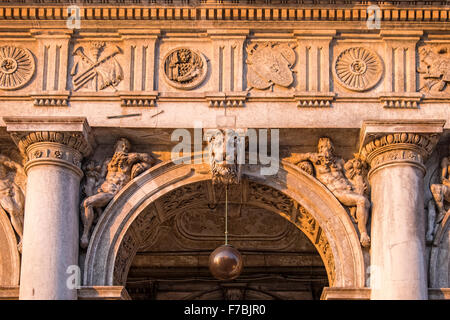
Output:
207,130,244,185
0,154,26,253
80,138,155,248
286,138,371,247
428,150,450,241
418,47,450,92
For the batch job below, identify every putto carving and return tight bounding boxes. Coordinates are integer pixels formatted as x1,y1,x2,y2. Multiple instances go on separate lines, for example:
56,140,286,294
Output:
286,138,371,247
333,47,383,92
71,41,123,91
418,46,450,92
80,138,155,249
0,155,26,253
206,129,244,185
428,150,450,242
0,46,35,90
163,47,207,90
246,42,296,90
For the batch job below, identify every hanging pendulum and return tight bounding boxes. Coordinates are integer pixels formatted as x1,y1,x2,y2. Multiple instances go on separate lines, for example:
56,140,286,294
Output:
208,185,243,281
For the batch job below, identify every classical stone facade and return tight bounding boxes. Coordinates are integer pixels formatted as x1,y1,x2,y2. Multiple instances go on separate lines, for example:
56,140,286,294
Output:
0,0,449,300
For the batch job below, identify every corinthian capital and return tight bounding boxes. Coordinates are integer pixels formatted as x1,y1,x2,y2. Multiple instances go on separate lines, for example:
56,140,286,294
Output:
3,117,94,174
358,120,445,178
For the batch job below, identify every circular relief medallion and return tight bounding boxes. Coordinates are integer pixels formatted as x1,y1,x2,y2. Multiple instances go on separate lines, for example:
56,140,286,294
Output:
163,48,207,90
0,46,35,90
333,47,383,92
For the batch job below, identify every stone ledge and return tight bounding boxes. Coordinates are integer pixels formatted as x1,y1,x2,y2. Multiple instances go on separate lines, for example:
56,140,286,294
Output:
321,287,450,300
78,286,131,300
0,286,131,300
320,287,371,300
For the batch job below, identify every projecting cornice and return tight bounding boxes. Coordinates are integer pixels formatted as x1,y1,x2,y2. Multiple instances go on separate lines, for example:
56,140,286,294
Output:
0,4,449,24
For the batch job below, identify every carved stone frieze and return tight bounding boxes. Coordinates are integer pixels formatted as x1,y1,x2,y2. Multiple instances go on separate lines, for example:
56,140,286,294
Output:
71,41,123,91
0,46,35,90
418,46,450,92
163,47,207,90
333,47,383,92
246,42,296,90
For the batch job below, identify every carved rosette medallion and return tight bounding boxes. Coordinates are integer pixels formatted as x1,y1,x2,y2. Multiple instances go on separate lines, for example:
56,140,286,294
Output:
333,47,383,92
246,42,296,90
163,47,207,90
0,46,35,90
360,133,434,178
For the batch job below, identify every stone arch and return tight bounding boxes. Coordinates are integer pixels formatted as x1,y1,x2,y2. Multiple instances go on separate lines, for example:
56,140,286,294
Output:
0,208,20,286
429,214,450,288
83,160,366,288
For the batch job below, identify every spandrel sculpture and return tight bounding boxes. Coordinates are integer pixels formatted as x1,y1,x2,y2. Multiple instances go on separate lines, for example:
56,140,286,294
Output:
286,137,371,247
80,138,154,249
0,154,26,253
429,150,450,242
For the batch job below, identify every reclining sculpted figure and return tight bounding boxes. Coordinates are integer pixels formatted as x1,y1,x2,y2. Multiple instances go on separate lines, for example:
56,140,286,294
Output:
80,138,154,248
286,137,371,247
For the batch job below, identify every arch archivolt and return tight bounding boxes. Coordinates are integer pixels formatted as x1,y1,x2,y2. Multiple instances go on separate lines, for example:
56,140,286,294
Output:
84,160,366,289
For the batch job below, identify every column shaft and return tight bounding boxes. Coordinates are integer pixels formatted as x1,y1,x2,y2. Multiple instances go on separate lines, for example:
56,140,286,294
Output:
19,158,82,299
370,163,427,299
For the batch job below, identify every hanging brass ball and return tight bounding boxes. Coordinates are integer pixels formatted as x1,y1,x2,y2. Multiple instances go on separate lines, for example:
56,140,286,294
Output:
209,245,243,281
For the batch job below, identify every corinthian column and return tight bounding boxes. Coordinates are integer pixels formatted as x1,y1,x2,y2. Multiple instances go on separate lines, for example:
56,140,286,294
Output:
4,117,93,300
360,121,444,300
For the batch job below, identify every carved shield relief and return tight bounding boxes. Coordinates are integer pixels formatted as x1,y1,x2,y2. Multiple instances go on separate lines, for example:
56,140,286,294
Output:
246,42,296,90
